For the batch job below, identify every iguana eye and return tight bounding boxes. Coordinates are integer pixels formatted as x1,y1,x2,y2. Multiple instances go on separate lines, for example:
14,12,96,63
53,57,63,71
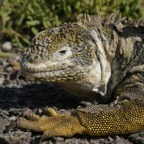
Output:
54,46,72,59
59,49,67,56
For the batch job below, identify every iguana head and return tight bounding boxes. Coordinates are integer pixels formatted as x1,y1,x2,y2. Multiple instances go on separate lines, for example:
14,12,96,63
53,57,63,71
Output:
21,22,111,98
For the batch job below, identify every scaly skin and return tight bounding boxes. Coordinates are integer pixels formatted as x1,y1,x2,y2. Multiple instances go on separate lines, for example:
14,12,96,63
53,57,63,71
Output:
17,13,144,138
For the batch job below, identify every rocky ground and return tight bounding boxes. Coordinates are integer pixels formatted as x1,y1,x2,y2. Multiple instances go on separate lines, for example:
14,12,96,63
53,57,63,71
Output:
0,42,144,144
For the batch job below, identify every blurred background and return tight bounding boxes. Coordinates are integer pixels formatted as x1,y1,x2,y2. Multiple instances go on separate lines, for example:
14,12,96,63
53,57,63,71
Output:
0,0,144,54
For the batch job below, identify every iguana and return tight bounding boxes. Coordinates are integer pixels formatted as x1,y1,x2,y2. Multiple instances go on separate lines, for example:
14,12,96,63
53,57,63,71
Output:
17,13,144,139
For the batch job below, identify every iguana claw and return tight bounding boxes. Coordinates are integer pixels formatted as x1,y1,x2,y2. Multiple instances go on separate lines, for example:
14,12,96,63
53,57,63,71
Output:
17,108,85,138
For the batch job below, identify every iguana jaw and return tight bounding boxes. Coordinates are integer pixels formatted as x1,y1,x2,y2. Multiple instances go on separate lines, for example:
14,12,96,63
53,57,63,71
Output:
21,54,97,81
21,59,84,81
21,56,108,99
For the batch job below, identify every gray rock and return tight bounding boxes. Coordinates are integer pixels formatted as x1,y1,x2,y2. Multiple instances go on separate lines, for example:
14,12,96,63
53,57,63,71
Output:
0,131,31,144
2,42,12,52
0,75,4,86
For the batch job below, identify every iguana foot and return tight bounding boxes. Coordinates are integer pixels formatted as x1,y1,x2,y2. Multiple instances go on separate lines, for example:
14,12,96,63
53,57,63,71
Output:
17,108,85,138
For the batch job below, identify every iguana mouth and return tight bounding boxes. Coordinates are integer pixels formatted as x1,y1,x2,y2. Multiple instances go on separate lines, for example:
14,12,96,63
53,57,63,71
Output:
21,60,69,73
21,60,86,82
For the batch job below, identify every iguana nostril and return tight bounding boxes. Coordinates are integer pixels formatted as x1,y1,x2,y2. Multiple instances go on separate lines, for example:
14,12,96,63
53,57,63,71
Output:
27,55,40,62
33,55,39,60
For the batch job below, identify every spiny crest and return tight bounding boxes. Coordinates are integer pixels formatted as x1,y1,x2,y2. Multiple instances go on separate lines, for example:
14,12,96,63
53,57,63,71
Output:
79,12,126,27
80,14,102,26
79,12,144,29
126,18,144,27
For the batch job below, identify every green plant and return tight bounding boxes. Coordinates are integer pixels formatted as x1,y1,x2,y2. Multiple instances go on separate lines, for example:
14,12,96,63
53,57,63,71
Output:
0,0,144,49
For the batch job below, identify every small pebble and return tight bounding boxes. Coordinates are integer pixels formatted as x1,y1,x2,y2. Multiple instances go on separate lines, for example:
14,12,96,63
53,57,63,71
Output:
0,75,4,85
53,137,64,142
2,42,12,52
9,116,17,121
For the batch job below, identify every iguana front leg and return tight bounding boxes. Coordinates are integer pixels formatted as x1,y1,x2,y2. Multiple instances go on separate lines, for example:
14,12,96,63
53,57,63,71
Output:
17,73,144,138
17,108,85,137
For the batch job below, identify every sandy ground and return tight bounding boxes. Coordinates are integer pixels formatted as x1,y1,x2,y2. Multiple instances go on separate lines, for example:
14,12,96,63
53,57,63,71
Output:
0,45,144,144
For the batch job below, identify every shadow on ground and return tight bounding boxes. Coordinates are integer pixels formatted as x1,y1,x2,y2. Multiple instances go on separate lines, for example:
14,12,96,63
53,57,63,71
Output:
0,82,81,110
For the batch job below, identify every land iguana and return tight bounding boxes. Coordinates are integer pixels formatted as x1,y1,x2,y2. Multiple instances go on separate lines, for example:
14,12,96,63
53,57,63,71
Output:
17,13,144,138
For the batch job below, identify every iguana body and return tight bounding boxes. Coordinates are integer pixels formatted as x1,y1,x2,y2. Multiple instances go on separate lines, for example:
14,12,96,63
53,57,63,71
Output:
17,13,144,138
